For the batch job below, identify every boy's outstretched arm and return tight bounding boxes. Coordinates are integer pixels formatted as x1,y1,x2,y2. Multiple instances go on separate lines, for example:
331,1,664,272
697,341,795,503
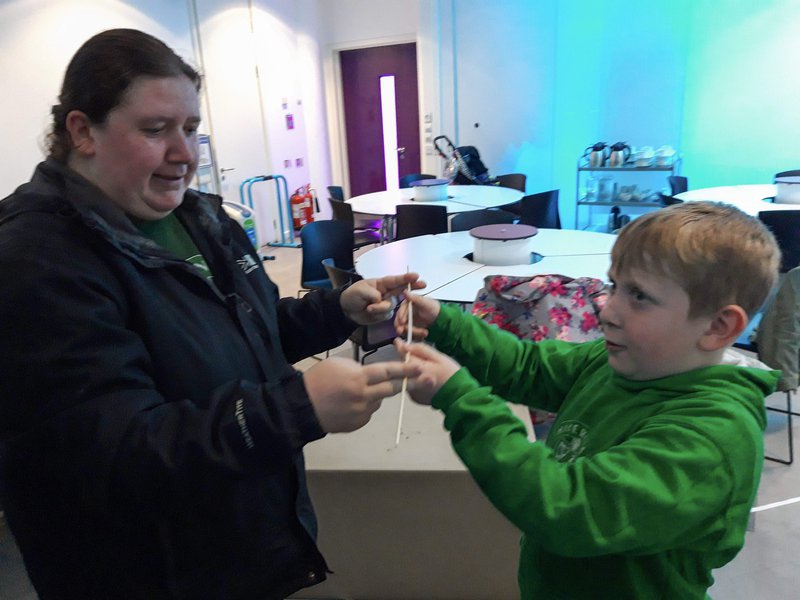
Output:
398,337,748,559
401,298,579,410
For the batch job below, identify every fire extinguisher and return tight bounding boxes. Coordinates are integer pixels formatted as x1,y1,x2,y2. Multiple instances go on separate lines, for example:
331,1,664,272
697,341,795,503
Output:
290,186,311,230
303,185,318,225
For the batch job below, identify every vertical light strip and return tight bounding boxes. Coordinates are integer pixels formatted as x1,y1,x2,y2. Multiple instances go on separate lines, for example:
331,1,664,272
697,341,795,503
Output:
380,75,400,190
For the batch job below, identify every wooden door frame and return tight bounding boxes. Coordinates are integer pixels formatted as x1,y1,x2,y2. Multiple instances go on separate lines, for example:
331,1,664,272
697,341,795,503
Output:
323,34,419,199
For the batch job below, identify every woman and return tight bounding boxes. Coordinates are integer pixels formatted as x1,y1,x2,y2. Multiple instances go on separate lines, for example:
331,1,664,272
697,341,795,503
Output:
0,29,421,599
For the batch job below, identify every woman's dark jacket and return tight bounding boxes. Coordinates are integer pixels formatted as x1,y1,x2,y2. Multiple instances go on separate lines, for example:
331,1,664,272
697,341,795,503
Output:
0,159,357,599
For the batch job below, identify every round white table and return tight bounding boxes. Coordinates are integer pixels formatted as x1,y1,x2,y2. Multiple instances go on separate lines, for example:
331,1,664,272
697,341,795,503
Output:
348,185,524,242
356,229,615,303
675,184,800,216
348,185,523,215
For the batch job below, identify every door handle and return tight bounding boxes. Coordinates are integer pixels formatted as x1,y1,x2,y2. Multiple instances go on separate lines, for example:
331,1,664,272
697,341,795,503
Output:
396,147,406,160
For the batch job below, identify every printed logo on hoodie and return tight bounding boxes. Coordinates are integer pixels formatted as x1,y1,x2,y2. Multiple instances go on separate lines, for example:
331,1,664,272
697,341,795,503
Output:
551,420,589,463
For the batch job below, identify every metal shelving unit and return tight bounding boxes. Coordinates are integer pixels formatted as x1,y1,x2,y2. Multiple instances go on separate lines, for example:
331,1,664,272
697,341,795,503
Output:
575,159,681,229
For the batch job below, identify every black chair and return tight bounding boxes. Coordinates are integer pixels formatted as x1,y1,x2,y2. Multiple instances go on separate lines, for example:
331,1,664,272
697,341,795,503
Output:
495,174,528,214
327,185,380,233
450,209,517,232
395,204,449,240
758,211,800,273
659,193,683,207
322,258,398,363
518,190,561,229
298,220,355,294
327,185,345,202
668,176,688,196
329,198,381,250
495,173,527,193
399,173,437,189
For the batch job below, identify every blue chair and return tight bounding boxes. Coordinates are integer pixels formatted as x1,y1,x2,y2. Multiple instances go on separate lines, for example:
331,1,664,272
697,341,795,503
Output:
399,173,437,189
327,185,344,201
298,220,355,294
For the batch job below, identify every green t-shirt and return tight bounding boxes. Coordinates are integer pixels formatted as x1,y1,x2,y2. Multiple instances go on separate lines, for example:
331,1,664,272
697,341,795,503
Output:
132,213,212,280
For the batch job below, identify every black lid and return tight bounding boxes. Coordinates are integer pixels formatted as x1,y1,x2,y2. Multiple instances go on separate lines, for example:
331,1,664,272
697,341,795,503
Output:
774,169,800,178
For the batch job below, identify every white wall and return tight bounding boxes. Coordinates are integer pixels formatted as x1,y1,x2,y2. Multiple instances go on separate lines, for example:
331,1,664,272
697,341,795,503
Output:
192,0,329,242
317,0,424,194
551,0,690,228
0,0,332,245
316,0,418,45
434,0,692,228
681,0,800,188
0,0,193,197
4,0,799,234
446,0,558,192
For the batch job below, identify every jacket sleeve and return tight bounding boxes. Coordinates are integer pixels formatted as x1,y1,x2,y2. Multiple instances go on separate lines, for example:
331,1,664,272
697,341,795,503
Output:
431,370,751,558
0,222,323,520
756,267,800,391
427,303,598,412
275,288,359,363
223,214,357,363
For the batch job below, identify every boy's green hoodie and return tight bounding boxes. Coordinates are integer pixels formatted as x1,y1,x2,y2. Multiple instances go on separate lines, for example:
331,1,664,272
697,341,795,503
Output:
428,304,778,599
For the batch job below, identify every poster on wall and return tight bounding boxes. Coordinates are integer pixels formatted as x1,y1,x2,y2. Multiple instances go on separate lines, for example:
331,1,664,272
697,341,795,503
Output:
198,134,213,168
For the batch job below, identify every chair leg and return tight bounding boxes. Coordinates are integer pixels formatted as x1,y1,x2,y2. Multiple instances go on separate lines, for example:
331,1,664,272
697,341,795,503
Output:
765,390,796,465
361,348,379,364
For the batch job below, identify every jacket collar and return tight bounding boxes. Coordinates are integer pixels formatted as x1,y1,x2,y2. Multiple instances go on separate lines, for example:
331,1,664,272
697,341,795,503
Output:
22,158,228,263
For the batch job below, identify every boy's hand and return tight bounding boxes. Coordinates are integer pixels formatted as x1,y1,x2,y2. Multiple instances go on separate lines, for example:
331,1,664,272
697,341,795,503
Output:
340,272,426,325
395,292,441,341
395,340,460,405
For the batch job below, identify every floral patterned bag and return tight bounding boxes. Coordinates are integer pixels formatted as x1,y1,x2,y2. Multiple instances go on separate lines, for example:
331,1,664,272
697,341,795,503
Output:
471,274,608,429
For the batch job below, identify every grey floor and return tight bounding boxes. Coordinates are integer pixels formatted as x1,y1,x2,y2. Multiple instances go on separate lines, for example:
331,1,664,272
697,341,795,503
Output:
2,243,799,599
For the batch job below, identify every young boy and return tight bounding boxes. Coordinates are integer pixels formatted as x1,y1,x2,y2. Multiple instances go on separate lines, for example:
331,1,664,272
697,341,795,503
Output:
397,202,781,599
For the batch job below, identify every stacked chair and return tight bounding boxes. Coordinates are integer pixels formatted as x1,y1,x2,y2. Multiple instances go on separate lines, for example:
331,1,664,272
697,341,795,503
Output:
322,258,397,363
327,184,381,246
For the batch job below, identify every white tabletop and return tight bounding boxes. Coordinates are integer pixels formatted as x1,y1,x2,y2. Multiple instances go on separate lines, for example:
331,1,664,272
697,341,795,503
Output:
356,228,616,302
304,394,534,471
432,254,612,303
675,184,800,216
347,185,524,216
355,233,484,294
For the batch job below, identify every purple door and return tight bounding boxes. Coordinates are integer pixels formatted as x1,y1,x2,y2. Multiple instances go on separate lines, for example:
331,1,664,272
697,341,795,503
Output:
340,43,421,197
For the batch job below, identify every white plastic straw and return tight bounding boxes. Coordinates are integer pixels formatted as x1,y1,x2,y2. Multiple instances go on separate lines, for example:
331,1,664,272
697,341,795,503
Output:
396,277,413,446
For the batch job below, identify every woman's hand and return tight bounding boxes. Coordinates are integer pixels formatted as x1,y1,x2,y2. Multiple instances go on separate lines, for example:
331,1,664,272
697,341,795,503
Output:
304,357,422,433
394,340,461,406
340,272,425,325
394,292,441,341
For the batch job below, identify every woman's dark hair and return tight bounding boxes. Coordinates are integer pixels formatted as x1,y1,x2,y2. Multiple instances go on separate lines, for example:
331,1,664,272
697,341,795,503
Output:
48,28,202,162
